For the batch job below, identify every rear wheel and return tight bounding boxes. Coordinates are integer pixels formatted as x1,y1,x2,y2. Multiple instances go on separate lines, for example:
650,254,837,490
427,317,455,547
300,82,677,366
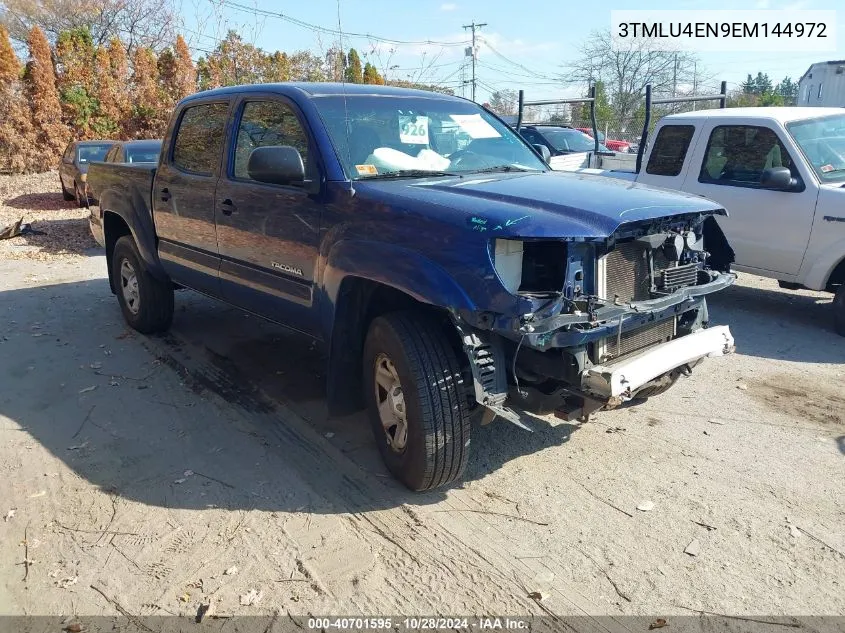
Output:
112,236,174,334
363,311,471,491
61,179,74,201
74,182,86,208
834,285,845,337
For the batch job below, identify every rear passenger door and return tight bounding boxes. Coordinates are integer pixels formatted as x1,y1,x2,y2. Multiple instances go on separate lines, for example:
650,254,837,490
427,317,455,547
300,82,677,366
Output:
154,100,231,296
215,96,323,338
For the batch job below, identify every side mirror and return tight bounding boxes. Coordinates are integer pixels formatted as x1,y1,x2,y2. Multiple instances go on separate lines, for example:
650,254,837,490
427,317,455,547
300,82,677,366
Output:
247,146,305,186
760,166,793,190
533,144,551,163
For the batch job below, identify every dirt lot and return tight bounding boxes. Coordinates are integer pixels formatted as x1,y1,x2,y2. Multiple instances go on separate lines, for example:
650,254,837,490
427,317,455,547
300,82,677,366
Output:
1,173,843,629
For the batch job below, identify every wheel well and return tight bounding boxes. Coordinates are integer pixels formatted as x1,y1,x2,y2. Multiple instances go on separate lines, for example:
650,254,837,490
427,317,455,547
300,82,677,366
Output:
826,258,845,291
103,212,132,294
326,276,465,416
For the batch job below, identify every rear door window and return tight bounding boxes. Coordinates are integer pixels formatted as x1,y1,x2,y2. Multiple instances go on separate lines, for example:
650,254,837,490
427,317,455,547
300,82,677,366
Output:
172,102,229,175
646,125,695,176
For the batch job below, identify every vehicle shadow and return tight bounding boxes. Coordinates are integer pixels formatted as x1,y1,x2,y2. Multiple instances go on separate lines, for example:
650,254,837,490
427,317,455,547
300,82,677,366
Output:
0,216,99,256
3,191,74,211
1,279,579,516
707,279,845,363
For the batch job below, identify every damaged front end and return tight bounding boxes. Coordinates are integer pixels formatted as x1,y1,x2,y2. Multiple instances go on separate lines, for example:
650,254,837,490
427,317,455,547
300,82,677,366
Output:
454,212,736,426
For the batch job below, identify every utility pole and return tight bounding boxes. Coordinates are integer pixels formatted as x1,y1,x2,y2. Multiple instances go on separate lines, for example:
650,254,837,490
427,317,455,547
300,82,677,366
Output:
462,21,486,102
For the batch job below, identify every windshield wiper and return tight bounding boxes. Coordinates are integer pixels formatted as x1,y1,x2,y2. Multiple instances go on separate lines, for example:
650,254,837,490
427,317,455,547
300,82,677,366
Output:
466,165,540,174
360,169,459,179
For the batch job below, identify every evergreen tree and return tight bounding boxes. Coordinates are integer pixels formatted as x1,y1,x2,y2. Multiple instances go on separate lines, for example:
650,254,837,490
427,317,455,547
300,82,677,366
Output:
0,25,37,172
130,46,165,137
56,27,97,137
91,45,119,136
173,35,195,100
24,25,68,167
362,62,383,85
345,48,363,83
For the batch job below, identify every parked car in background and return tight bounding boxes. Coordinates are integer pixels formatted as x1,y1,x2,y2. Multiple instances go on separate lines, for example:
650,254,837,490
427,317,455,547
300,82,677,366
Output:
59,140,116,207
518,124,613,170
519,125,611,154
103,139,163,165
576,127,632,153
88,83,735,490
569,107,845,334
87,141,164,222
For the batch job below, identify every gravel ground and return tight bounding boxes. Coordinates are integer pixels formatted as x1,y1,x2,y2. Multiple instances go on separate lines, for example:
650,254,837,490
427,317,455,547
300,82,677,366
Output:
0,171,97,261
0,175,843,629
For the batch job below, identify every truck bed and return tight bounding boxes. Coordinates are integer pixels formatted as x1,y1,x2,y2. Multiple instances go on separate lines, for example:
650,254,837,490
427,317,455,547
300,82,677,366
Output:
87,161,157,247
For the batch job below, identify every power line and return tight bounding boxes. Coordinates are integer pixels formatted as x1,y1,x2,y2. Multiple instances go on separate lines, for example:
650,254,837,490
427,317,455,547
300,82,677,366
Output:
461,21,486,102
219,0,471,47
478,36,560,82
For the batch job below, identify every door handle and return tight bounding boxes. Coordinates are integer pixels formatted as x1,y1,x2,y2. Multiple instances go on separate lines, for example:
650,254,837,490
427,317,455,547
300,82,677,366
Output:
160,188,171,202
220,199,236,216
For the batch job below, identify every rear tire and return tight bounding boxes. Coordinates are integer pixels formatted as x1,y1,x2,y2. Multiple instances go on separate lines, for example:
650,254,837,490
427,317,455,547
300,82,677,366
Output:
112,236,174,334
74,182,86,208
363,311,471,491
834,285,845,337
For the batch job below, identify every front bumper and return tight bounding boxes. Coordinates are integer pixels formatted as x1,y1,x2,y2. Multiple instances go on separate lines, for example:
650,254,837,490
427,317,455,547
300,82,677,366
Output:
581,325,735,399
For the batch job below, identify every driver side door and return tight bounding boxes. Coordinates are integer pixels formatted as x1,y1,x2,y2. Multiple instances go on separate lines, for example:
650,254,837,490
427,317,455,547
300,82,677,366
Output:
682,123,817,276
215,96,323,339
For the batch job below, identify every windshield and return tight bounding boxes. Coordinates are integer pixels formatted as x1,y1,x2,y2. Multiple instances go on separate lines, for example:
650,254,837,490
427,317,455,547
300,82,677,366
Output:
77,144,112,163
541,128,610,153
311,95,547,179
786,114,845,182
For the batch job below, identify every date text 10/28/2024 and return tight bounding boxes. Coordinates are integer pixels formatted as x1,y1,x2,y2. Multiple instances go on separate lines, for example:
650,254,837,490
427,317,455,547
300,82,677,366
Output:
307,617,530,630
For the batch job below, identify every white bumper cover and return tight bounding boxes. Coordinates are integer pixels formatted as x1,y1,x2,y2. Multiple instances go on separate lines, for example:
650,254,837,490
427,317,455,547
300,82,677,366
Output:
582,325,735,399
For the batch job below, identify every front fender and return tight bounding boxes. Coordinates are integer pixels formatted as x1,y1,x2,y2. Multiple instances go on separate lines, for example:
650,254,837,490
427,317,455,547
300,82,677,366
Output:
801,237,845,291
322,239,477,314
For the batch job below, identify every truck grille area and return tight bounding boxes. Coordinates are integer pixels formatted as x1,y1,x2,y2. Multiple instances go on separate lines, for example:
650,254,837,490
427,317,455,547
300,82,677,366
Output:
661,262,699,290
602,318,676,362
604,242,650,302
602,240,700,302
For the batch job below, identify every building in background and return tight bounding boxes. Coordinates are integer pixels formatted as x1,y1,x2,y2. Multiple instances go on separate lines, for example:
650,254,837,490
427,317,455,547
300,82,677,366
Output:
798,60,845,107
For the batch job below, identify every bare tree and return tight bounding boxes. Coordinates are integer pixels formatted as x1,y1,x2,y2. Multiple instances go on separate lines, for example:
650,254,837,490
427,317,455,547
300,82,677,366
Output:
0,0,178,54
566,30,701,126
487,89,518,116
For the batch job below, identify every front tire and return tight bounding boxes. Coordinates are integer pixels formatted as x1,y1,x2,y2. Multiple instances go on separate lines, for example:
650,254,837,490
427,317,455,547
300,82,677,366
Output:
112,236,174,334
363,311,471,491
834,285,845,337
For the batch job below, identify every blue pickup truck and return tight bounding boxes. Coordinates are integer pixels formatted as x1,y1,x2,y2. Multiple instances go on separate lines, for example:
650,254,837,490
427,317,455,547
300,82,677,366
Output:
87,83,737,490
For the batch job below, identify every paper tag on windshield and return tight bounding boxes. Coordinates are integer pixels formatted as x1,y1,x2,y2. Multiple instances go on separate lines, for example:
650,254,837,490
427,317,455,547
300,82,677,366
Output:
399,115,429,145
820,164,834,173
355,164,378,176
449,114,500,139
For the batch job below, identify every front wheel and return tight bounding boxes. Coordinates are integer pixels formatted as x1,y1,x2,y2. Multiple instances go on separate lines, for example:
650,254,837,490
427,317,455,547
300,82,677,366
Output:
834,285,845,337
112,236,174,334
363,311,471,491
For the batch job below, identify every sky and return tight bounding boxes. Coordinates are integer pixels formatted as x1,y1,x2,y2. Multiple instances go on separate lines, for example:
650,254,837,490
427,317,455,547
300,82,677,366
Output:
180,0,845,103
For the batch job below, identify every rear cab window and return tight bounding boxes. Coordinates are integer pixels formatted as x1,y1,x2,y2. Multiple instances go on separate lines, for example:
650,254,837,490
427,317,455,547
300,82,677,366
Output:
172,102,230,175
646,125,695,177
